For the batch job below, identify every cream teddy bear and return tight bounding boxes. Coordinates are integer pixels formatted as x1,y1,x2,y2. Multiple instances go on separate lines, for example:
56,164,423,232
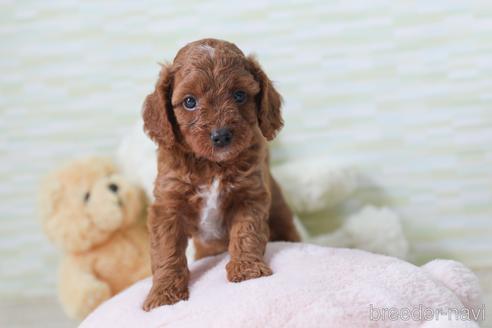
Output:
39,157,151,320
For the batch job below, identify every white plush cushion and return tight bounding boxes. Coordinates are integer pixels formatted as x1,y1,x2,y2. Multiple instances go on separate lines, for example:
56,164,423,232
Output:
80,242,481,328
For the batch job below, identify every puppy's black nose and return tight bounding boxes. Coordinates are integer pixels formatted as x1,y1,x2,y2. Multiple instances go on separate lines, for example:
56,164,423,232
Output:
108,183,119,193
211,128,233,148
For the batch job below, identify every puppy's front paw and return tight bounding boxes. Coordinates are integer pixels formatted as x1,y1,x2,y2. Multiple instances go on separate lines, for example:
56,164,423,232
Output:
142,284,189,311
226,259,272,283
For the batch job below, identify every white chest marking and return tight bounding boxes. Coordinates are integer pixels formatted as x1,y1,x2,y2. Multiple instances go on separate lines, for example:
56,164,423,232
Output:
198,178,224,241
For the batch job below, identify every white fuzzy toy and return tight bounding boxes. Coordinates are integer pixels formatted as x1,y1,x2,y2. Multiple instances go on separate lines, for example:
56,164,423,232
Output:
271,159,359,212
117,121,409,259
271,160,409,259
294,206,409,259
117,121,158,197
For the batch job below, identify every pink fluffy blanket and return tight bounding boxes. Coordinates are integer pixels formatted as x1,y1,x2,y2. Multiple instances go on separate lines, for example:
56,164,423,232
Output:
80,242,483,328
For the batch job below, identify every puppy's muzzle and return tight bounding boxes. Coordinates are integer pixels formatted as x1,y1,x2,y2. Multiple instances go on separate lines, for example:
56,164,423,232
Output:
210,128,233,148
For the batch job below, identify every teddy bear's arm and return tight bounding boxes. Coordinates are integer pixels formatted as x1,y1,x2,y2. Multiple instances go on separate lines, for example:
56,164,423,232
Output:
58,257,112,320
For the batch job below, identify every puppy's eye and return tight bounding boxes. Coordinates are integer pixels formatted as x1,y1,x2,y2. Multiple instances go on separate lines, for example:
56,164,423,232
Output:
183,96,197,110
84,192,90,203
233,90,247,104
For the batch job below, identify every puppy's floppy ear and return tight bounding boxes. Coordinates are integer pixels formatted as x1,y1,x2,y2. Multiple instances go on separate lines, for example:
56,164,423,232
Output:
142,64,178,148
247,55,283,141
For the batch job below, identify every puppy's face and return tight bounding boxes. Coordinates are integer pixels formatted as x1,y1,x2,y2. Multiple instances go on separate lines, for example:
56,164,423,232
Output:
143,39,284,163
171,51,261,161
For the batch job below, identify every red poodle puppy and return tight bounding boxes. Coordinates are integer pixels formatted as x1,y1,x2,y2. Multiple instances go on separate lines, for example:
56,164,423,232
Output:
142,38,300,311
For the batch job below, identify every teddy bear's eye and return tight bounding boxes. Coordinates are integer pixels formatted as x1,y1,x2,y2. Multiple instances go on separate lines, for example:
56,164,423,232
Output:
84,192,90,203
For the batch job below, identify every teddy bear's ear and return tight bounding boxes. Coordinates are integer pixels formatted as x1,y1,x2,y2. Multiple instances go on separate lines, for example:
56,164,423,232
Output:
85,157,117,176
42,209,95,252
38,176,79,250
246,55,283,141
39,175,63,222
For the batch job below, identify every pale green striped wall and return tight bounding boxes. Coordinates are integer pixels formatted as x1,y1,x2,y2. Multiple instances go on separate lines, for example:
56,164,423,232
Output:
1,0,491,302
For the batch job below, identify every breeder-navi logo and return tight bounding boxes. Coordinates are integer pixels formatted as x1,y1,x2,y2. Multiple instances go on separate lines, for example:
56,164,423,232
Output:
369,304,485,322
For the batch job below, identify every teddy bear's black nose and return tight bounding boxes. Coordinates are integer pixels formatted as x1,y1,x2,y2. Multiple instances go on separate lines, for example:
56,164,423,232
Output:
108,183,119,193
